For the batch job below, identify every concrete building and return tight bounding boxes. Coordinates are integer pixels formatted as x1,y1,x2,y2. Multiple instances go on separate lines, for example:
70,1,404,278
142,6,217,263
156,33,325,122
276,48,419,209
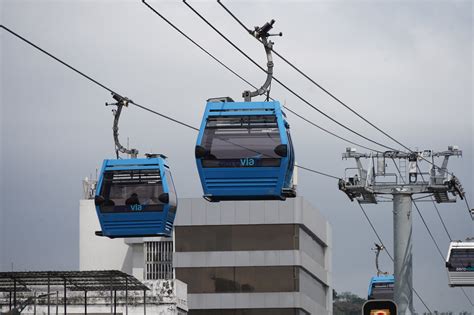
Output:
79,199,188,314
79,196,332,314
174,197,332,315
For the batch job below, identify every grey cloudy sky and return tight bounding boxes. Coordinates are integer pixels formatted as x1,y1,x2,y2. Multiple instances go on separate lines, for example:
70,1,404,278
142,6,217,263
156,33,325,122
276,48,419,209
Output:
1,0,472,312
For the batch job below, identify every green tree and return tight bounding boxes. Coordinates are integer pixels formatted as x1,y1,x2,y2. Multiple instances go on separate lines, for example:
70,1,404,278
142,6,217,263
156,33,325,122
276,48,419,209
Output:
333,290,367,315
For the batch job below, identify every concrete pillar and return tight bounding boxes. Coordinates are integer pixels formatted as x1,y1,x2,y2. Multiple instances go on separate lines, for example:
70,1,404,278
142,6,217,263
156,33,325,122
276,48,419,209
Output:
393,191,414,314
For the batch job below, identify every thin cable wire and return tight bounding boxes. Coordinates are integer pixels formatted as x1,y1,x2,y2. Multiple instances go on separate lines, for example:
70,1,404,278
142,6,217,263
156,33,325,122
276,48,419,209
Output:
415,165,453,241
140,1,383,154
3,22,437,310
283,106,381,153
357,203,432,312
0,25,198,131
1,25,118,95
216,0,466,181
464,197,474,220
140,0,256,91
1,24,340,180
181,0,399,152
217,0,411,153
412,200,445,260
413,200,474,306
294,165,340,180
460,287,474,306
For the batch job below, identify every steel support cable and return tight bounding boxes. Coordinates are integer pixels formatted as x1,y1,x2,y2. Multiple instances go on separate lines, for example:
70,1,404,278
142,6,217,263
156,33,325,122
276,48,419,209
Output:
357,203,432,313
217,0,410,152
1,25,339,180
412,200,474,307
415,165,453,241
0,25,198,132
140,1,383,154
412,200,445,260
180,0,400,152
215,0,464,180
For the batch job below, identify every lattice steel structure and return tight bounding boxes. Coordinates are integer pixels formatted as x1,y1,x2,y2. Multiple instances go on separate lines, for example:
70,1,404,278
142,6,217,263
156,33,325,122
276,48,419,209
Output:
0,270,148,315
339,146,465,314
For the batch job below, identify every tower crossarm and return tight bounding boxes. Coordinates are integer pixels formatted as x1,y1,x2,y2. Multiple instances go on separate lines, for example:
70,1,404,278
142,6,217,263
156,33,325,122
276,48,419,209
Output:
338,146,465,204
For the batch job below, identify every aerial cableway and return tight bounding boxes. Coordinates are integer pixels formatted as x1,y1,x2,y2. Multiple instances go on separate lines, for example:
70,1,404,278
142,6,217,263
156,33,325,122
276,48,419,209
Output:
94,94,177,238
195,20,296,201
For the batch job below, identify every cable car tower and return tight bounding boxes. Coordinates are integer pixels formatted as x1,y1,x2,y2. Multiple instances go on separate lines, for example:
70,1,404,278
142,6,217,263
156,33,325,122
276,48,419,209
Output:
339,146,466,314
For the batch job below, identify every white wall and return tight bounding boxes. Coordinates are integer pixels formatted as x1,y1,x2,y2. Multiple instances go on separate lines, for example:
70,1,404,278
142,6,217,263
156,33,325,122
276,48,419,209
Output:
79,200,131,272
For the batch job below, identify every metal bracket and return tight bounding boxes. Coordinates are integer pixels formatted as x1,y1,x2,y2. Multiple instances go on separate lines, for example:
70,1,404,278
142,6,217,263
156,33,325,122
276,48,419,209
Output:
106,93,138,159
242,19,282,101
372,243,389,276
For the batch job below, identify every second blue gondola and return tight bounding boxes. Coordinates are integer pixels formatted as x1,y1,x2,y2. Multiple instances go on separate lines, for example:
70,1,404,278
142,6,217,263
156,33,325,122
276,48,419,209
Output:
94,155,177,238
195,98,296,202
368,275,395,300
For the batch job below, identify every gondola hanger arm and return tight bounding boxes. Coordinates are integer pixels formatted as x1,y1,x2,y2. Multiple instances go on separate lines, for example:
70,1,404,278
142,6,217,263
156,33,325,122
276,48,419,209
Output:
106,93,139,159
242,19,282,102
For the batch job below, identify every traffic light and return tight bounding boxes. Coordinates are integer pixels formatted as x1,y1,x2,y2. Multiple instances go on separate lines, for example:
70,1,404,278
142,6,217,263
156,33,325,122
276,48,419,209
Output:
362,300,397,315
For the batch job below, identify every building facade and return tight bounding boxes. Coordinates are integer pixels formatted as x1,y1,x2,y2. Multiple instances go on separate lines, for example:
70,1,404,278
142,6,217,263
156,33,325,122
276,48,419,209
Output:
79,196,332,314
174,197,332,315
79,200,188,314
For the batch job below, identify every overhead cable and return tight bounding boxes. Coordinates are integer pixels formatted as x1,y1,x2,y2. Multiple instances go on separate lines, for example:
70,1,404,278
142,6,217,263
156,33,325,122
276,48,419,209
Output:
0,24,337,180
180,0,400,152
140,0,381,154
217,0,412,152
357,203,432,313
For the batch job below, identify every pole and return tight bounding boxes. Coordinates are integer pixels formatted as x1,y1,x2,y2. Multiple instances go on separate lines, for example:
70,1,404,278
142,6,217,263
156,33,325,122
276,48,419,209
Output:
143,289,146,315
13,280,16,309
125,277,128,315
64,279,67,315
47,275,50,315
55,291,59,315
393,191,414,314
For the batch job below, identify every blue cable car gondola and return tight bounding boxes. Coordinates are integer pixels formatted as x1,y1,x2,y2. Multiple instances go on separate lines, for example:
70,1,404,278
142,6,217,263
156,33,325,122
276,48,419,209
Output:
367,244,395,300
368,275,395,300
445,239,474,287
94,94,177,238
195,99,295,201
194,19,296,201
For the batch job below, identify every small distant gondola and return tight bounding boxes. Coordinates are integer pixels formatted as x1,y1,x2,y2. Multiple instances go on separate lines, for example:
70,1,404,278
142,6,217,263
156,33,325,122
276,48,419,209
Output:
446,239,474,287
94,94,177,238
194,19,296,202
368,244,394,300
368,275,395,300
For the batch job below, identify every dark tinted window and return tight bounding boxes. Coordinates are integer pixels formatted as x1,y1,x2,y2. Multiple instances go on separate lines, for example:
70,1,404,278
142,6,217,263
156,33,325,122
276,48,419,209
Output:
176,266,298,294
98,169,164,213
369,282,394,300
165,168,177,215
448,248,474,271
201,116,281,168
175,225,299,252
189,309,302,315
